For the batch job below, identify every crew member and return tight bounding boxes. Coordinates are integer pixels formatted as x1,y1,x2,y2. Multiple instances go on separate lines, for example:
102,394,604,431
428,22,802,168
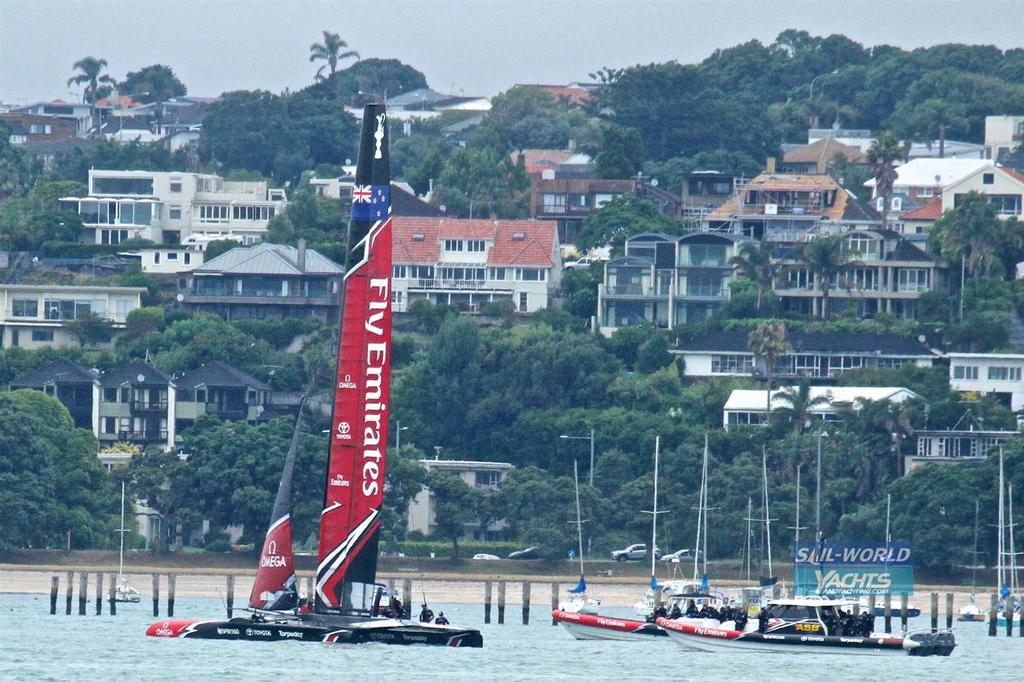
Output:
419,603,434,623
685,600,698,618
435,612,450,625
669,602,682,619
757,606,769,633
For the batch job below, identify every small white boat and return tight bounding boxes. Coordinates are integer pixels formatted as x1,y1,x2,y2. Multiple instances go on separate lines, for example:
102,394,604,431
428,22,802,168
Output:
958,600,985,623
114,481,140,603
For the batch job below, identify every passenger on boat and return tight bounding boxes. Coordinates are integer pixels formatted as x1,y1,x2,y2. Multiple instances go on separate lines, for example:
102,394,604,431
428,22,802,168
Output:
735,611,748,631
857,610,874,636
419,603,434,623
435,612,449,625
717,606,731,623
669,603,682,619
685,600,698,617
653,603,669,619
757,607,769,633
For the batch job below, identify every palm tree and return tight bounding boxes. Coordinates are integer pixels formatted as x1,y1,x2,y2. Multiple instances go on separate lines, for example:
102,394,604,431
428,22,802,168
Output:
866,132,909,227
748,322,790,426
772,383,831,433
68,56,115,133
729,240,777,314
799,235,848,319
309,31,359,81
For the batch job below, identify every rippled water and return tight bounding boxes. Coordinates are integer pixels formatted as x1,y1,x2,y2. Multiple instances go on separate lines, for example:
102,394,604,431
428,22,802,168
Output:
1,592,1020,681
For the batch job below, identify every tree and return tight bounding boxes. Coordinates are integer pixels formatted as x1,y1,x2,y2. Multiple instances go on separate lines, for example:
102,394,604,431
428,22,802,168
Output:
379,446,428,549
391,134,456,196
66,312,115,347
202,239,242,261
890,98,969,159
67,56,114,131
309,31,359,81
0,179,85,249
575,195,681,252
595,125,643,178
866,132,909,226
772,382,831,432
799,235,849,319
304,58,428,105
729,240,778,314
494,466,575,560
435,147,530,218
930,191,1019,279
120,64,187,121
471,87,594,154
748,322,789,426
427,471,481,559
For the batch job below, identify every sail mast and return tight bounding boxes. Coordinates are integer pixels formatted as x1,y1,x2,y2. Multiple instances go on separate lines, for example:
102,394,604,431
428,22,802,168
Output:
745,497,752,581
763,445,773,578
693,434,708,581
999,445,1006,592
650,436,660,584
573,459,585,580
118,481,126,580
1010,483,1018,594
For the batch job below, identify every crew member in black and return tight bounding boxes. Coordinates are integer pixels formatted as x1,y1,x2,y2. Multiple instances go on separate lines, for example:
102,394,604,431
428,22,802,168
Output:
669,602,682,619
435,612,449,625
389,595,404,619
653,602,668,619
757,607,769,633
735,610,748,631
685,600,698,617
419,603,434,623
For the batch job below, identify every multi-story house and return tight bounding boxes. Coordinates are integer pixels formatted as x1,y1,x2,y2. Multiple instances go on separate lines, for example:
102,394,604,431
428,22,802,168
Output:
703,170,882,242
863,158,990,210
96,361,176,451
0,112,77,144
984,115,1024,161
10,358,99,429
392,217,561,314
907,413,1016,473
406,459,514,541
173,361,270,434
0,284,144,349
59,169,287,246
179,241,343,323
11,100,94,136
948,353,1024,411
680,171,743,221
673,330,935,381
723,386,924,430
780,138,868,176
597,232,748,333
774,228,945,319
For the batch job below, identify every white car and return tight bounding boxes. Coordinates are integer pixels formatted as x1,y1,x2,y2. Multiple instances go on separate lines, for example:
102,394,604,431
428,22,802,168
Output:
472,553,500,560
611,543,661,562
660,549,694,563
564,257,594,270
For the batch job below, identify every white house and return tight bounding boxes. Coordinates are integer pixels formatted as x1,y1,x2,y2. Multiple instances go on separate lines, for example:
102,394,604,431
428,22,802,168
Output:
864,158,991,207
0,284,145,349
120,247,205,275
392,217,561,314
59,170,287,246
939,163,1024,218
948,353,1024,411
985,115,1024,161
722,386,924,430
407,459,513,541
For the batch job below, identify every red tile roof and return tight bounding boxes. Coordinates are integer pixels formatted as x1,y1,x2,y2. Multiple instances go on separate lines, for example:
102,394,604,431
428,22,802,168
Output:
393,218,556,267
901,200,942,220
512,149,575,176
1003,166,1024,185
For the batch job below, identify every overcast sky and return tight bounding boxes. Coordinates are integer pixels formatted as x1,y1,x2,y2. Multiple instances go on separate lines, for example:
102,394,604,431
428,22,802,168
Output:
1,0,1022,104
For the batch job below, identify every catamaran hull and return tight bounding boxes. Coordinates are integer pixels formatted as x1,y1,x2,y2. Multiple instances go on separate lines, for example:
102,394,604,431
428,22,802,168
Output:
552,610,667,640
146,617,483,647
656,618,954,656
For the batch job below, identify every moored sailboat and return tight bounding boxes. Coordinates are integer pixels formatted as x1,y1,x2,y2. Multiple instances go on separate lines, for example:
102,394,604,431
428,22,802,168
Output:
145,105,481,647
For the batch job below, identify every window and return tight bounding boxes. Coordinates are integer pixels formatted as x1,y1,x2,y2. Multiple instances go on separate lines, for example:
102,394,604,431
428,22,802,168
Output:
988,366,1022,381
103,417,116,434
687,243,727,267
167,252,178,261
410,265,434,279
443,239,463,252
467,240,485,252
31,330,53,342
92,177,153,195
153,252,160,264
12,299,37,317
169,182,182,193
687,271,722,297
846,234,879,257
516,268,545,281
917,187,934,198
489,268,506,281
568,193,588,209
169,207,182,220
197,204,230,222
711,354,753,374
393,265,407,279
594,193,616,208
983,173,995,185
103,388,118,402
29,123,52,134
845,268,879,291
896,268,930,292
988,194,1022,216
232,205,274,221
391,290,403,305
474,471,502,488
542,193,566,213
952,365,979,380
891,197,902,211
184,253,191,265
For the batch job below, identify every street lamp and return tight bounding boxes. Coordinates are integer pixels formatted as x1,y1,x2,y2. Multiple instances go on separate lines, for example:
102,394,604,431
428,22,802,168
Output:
560,428,596,487
808,68,840,128
816,428,829,540
394,419,409,452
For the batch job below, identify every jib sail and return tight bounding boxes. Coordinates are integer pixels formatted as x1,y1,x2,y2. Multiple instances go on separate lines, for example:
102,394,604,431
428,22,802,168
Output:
316,104,392,611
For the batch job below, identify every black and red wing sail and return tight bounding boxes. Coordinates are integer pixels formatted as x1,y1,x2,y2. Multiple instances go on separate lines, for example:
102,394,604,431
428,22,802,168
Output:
316,104,392,610
249,398,306,611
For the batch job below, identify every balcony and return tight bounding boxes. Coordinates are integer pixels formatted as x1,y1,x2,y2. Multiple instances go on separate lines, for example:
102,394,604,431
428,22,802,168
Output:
739,201,825,216
182,292,338,307
117,430,168,441
131,400,168,412
408,279,512,292
605,283,662,298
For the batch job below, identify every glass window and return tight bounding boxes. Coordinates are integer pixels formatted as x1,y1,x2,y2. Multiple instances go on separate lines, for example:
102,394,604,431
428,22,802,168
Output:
467,240,486,252
31,330,53,342
711,354,753,374
987,366,1021,381
687,272,723,297
517,268,544,281
167,252,178,261
687,243,727,267
542,193,566,213
983,173,995,185
169,207,182,220
92,177,154,195
444,239,463,252
952,365,979,380
490,268,506,281
170,182,182,193
393,265,407,279
568,193,588,209
12,299,37,317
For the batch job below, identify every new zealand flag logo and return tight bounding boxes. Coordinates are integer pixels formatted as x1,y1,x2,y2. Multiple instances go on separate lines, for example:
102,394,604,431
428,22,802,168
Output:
351,184,389,222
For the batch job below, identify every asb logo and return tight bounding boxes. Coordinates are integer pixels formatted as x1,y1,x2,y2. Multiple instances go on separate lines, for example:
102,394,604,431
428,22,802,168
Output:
336,421,352,440
338,374,357,389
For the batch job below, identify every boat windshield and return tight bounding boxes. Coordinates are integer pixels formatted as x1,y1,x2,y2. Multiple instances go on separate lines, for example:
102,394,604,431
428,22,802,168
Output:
767,604,818,620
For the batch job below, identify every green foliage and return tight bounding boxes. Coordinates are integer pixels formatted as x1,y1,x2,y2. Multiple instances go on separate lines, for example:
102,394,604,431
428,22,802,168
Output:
427,470,482,559
471,87,595,154
595,125,643,178
49,140,182,185
435,147,530,218
202,239,242,261
125,307,166,340
266,190,347,246
0,179,85,249
0,390,114,549
407,299,460,334
308,30,360,81
120,64,187,105
799,235,848,318
303,58,427,104
65,312,115,347
575,195,682,252
493,466,576,560
931,192,1023,280
39,238,156,258
391,134,456,195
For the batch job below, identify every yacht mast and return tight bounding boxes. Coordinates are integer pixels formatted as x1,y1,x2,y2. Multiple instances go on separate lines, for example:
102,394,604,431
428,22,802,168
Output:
745,497,753,581
1010,483,1018,594
971,499,980,596
573,459,585,580
117,480,127,580
693,434,708,581
999,445,1006,592
762,446,773,578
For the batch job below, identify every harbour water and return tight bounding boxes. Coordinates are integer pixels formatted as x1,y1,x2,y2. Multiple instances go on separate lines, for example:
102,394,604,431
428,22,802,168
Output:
1,592,1020,681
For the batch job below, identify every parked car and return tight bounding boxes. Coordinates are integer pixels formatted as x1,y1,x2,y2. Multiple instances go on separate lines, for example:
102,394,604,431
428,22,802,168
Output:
507,546,541,560
660,548,694,563
611,543,661,562
472,553,500,560
564,257,594,270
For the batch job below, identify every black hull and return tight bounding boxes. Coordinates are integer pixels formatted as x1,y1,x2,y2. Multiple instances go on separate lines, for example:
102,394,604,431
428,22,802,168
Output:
147,615,483,648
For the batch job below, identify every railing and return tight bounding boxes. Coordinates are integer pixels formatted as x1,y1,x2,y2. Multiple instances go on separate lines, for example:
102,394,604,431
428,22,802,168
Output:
131,400,168,411
117,430,168,440
606,283,657,296
206,405,246,419
410,278,493,290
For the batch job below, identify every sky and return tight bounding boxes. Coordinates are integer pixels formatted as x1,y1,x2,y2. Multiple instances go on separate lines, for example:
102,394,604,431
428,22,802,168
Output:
1,0,1022,104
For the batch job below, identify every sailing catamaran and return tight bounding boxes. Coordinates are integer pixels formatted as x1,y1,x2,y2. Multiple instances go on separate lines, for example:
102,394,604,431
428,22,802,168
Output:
146,105,482,647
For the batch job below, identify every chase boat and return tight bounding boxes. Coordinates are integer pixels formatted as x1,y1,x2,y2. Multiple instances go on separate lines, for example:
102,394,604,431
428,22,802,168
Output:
656,596,955,656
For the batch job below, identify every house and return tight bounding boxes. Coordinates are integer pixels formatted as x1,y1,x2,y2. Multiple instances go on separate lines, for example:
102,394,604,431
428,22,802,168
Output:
174,361,270,434
986,115,1024,162
940,163,1024,219
0,112,77,144
775,228,945,319
808,127,874,152
807,127,984,160
681,171,744,220
180,241,343,322
511,83,598,107
513,149,581,179
0,284,144,349
703,170,882,242
673,330,935,381
10,358,99,429
407,459,514,541
597,232,749,333
948,353,1024,411
58,169,287,246
864,158,991,208
781,138,868,176
907,413,1016,473
351,88,490,126
121,246,205,275
96,361,176,451
392,217,561,314
308,177,444,217
722,386,923,430
899,200,943,235
531,176,681,244
11,100,94,136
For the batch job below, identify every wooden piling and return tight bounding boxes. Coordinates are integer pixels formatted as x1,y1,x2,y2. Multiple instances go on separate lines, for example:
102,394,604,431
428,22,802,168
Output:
484,581,492,624
78,572,87,615
899,593,908,630
930,592,938,631
551,582,559,625
65,571,73,615
152,574,160,617
108,574,116,616
1005,595,1014,637
226,575,235,618
49,576,59,615
167,574,176,618
883,593,892,633
945,592,953,629
497,580,506,624
989,593,998,637
95,573,104,615
402,579,412,618
867,595,876,632
522,581,531,625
